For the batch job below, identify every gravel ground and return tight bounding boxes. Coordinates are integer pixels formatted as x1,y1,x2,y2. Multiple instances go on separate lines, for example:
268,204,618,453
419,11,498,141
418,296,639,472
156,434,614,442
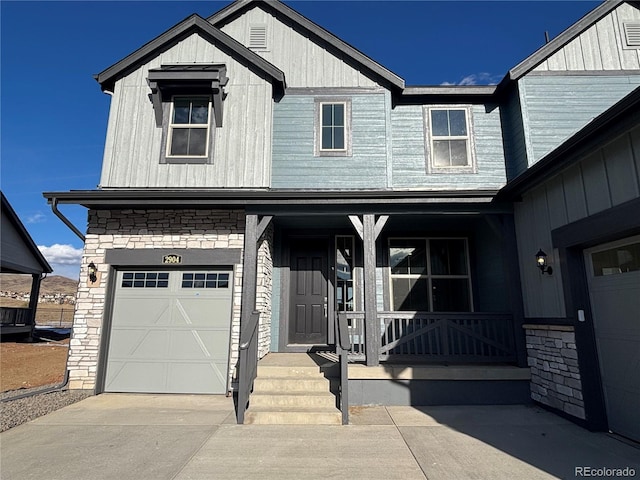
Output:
1,386,92,432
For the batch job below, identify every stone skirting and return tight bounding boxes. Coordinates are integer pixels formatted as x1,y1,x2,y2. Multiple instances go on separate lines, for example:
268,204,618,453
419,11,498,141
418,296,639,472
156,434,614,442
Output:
68,208,272,392
524,324,585,419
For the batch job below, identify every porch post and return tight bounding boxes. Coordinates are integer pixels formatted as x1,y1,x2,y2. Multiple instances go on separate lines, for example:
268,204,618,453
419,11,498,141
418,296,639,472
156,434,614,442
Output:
501,214,528,367
27,274,43,340
363,214,379,366
239,214,273,338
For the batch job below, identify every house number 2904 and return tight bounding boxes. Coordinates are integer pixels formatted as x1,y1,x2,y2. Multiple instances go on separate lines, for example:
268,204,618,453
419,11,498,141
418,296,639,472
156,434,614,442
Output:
162,254,182,264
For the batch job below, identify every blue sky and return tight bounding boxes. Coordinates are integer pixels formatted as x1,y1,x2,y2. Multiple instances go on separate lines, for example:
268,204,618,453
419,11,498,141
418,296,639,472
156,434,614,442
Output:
1,0,600,279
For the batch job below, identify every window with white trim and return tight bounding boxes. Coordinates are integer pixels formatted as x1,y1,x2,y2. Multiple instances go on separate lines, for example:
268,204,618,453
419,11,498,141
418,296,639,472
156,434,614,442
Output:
389,238,472,312
424,106,475,173
167,96,211,158
314,98,352,156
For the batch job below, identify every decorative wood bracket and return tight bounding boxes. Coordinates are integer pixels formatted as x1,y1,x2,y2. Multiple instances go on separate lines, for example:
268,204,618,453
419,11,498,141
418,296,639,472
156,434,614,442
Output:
147,64,229,128
348,214,388,240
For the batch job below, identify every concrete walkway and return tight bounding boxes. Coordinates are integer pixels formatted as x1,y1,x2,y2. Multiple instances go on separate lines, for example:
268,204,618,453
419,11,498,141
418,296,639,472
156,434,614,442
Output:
1,394,638,480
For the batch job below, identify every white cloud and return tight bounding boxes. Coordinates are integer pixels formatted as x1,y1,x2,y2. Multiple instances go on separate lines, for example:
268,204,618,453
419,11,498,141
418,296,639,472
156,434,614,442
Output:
38,244,83,279
441,72,502,86
26,212,46,224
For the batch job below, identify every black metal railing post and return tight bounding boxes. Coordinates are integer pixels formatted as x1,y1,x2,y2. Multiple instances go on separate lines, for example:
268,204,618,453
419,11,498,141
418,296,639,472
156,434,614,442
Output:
336,312,351,425
237,310,260,424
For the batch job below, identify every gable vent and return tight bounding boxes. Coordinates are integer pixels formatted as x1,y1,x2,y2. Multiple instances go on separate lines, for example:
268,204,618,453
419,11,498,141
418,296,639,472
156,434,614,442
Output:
624,22,640,47
249,25,267,50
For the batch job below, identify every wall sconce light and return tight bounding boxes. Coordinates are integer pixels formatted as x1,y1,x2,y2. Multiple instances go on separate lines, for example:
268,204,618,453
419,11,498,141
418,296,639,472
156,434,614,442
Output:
535,249,553,275
88,262,98,283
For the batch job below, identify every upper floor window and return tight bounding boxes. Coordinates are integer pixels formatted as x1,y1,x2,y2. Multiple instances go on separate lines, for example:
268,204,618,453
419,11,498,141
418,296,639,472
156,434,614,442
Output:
315,97,352,157
147,64,228,165
424,106,476,174
167,96,211,158
389,238,472,312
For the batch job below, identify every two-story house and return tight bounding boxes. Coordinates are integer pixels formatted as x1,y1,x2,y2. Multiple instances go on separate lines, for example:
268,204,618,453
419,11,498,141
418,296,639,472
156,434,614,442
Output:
45,0,639,438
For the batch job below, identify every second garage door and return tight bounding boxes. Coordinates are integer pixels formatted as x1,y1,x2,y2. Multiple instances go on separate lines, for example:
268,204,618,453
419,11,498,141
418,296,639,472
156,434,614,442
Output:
104,269,233,394
586,237,640,442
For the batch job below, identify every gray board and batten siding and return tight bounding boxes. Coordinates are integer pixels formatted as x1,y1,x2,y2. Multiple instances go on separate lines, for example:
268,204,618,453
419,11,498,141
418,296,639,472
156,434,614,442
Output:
518,74,640,173
99,32,274,190
514,122,640,319
531,2,640,73
215,2,400,90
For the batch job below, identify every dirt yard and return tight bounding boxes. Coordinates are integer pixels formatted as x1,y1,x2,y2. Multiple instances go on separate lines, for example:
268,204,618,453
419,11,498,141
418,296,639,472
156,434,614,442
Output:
1,338,69,392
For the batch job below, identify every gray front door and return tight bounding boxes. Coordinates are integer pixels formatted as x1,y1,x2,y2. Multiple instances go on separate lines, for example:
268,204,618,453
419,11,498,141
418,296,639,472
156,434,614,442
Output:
586,237,640,442
104,269,233,394
289,238,329,345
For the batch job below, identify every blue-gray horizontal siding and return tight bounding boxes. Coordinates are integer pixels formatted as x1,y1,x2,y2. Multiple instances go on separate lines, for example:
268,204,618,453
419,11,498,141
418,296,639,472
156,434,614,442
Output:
391,105,507,190
271,94,388,189
520,75,640,166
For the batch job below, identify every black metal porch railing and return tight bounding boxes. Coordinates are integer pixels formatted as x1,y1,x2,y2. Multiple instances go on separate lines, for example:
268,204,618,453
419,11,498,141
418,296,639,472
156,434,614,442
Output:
0,307,34,327
336,313,351,425
236,310,260,424
344,311,516,363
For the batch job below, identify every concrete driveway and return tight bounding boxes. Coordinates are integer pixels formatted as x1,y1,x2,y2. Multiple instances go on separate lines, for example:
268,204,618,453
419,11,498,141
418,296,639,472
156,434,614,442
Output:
1,394,638,480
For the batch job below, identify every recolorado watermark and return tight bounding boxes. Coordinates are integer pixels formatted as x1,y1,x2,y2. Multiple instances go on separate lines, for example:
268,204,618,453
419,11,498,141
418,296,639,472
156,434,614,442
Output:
575,466,637,477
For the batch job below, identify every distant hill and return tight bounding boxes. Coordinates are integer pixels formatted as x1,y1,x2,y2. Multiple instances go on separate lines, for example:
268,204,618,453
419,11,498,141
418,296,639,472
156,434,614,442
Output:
0,274,78,295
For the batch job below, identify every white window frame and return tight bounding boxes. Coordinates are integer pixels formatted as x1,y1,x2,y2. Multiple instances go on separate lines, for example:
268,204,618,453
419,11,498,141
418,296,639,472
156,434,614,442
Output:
314,97,352,157
424,105,476,174
165,95,213,160
388,237,474,312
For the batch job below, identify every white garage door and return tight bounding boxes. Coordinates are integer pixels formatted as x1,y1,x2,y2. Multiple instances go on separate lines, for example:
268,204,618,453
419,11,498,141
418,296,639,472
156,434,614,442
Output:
104,269,233,394
586,236,640,442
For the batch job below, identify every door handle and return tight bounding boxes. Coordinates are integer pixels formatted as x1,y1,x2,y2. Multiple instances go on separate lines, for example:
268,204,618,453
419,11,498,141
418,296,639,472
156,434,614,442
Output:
324,297,328,317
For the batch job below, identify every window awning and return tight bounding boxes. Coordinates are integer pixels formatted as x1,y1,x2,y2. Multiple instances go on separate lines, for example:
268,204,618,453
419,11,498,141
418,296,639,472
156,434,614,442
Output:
147,64,228,127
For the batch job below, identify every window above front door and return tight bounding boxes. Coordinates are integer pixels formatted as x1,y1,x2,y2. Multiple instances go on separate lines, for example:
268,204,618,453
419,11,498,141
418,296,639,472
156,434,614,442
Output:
314,97,352,157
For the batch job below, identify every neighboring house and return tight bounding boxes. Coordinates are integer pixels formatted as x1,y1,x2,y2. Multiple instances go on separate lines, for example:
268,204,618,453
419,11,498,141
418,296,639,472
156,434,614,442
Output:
1,192,53,338
44,0,639,438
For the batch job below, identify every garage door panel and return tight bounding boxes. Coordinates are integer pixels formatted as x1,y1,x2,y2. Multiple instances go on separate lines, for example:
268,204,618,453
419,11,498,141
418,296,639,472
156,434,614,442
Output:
108,329,170,358
167,362,227,394
112,298,172,326
105,269,233,395
105,361,168,393
604,386,640,441
166,330,230,359
596,337,640,387
174,297,232,327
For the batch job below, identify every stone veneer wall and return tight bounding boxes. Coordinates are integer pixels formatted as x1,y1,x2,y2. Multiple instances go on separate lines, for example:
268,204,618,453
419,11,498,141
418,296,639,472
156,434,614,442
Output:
256,223,274,359
524,324,585,419
69,208,272,392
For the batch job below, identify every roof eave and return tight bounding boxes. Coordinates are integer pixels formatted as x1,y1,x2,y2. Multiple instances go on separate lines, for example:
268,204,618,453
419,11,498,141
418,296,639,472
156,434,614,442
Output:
1,192,53,273
43,188,502,210
507,0,625,83
95,14,285,94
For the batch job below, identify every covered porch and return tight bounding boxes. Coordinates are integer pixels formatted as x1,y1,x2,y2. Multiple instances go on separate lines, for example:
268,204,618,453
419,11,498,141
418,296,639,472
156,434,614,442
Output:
1,192,53,338
237,192,530,423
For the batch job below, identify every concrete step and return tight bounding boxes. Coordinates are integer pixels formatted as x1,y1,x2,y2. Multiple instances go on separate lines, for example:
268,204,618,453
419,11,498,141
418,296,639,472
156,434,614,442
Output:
250,391,336,408
244,406,342,425
256,364,338,378
253,376,332,393
245,353,341,425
